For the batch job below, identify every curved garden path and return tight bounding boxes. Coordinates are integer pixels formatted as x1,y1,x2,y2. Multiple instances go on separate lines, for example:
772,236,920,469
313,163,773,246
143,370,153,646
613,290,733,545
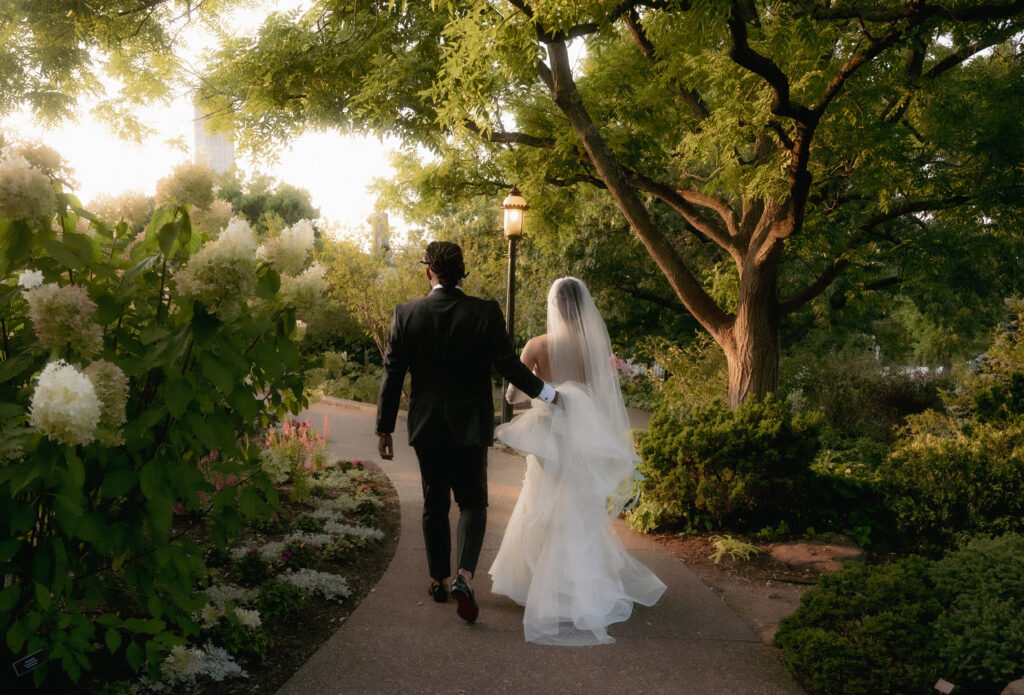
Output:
277,399,804,695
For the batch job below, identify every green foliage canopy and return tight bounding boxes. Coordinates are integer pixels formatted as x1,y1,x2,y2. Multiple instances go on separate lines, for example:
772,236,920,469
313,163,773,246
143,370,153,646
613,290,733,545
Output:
199,0,1024,403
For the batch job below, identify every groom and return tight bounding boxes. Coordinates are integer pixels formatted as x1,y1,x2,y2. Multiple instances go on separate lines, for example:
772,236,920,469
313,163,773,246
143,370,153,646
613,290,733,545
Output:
375,241,557,622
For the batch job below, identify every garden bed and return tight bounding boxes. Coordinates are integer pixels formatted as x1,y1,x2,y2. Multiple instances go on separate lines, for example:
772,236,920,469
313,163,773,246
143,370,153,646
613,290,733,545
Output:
47,456,401,695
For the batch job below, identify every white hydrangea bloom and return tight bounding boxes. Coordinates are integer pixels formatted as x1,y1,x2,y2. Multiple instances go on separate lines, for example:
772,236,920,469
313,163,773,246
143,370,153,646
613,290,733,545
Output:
257,219,315,275
198,603,222,628
89,190,151,227
191,198,233,234
29,360,102,446
282,568,350,601
154,161,215,210
259,447,291,484
24,282,102,358
159,645,201,686
174,217,257,319
84,360,129,445
0,147,56,220
279,262,327,320
17,269,43,289
233,607,262,629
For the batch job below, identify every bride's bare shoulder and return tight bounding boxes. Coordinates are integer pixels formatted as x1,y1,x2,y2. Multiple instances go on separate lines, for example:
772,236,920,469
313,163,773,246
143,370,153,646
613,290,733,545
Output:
519,334,546,363
523,334,547,355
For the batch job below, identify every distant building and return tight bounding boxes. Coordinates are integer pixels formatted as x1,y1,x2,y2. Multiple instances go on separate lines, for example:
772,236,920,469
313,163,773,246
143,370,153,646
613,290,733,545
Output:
369,212,390,252
193,105,235,174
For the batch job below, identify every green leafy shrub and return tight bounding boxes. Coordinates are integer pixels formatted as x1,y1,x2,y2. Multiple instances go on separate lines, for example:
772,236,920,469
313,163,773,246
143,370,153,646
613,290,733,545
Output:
233,549,273,586
806,438,896,547
255,579,306,619
0,146,310,686
294,513,324,532
972,371,1024,423
306,350,381,403
202,614,272,662
784,347,949,441
355,499,379,526
618,374,661,411
628,398,821,532
204,545,232,568
774,557,944,695
931,534,1024,693
279,540,319,570
324,536,366,564
643,333,727,414
880,412,1024,549
776,535,1024,695
249,510,289,535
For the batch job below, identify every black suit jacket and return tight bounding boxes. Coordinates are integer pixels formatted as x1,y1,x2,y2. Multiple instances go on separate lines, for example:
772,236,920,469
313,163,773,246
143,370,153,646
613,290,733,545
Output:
375,287,544,447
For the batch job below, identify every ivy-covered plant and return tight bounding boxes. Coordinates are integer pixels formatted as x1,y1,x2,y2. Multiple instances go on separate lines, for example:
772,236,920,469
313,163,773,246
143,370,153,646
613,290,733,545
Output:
0,142,319,687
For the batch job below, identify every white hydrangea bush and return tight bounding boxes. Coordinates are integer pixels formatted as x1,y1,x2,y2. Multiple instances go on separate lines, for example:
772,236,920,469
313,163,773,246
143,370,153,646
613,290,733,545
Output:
257,218,316,275
174,217,258,319
0,140,317,688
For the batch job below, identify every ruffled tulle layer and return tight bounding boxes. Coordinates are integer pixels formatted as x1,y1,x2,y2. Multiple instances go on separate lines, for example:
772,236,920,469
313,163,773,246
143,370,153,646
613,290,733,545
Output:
490,383,666,646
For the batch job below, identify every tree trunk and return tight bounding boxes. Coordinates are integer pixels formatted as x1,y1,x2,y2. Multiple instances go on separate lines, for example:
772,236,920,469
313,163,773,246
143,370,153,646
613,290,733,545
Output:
722,249,782,407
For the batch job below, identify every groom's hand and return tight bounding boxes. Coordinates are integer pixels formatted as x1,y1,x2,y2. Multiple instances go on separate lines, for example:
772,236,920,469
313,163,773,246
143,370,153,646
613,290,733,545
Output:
377,433,394,460
551,390,560,405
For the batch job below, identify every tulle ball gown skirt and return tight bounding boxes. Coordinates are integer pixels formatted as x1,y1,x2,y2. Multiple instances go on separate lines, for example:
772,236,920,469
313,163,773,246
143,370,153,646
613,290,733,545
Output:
489,384,666,646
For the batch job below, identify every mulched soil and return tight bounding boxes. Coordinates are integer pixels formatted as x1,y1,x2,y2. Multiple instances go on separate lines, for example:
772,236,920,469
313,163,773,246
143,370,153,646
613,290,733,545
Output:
652,531,823,585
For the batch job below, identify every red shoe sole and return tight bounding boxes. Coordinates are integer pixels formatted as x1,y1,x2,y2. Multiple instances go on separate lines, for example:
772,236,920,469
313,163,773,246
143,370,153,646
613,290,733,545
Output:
451,588,479,622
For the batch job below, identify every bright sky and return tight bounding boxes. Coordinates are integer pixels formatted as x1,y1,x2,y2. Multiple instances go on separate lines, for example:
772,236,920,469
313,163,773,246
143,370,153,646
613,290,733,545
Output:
0,1,400,240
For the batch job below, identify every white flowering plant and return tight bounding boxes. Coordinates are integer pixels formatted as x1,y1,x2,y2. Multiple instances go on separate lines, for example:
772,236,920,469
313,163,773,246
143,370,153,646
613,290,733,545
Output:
0,144,325,687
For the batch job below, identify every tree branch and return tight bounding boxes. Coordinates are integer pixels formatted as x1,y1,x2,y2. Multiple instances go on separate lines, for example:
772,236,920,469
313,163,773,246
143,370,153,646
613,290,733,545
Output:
812,26,905,116
622,286,688,313
463,120,556,149
544,38,732,336
625,171,738,254
779,195,971,314
726,0,813,122
924,29,1020,79
784,0,1024,22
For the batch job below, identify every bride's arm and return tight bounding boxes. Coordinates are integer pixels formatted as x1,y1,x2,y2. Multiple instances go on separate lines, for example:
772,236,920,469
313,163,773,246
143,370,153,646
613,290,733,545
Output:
505,337,542,404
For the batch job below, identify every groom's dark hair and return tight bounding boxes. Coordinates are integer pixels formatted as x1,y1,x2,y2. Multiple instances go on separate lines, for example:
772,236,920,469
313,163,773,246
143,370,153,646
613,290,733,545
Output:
421,241,467,288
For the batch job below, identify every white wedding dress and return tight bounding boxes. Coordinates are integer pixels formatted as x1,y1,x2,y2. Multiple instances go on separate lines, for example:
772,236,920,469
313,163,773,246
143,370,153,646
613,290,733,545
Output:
489,278,666,646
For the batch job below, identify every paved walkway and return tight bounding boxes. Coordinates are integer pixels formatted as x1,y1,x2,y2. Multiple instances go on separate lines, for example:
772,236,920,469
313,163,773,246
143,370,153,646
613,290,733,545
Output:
278,399,804,695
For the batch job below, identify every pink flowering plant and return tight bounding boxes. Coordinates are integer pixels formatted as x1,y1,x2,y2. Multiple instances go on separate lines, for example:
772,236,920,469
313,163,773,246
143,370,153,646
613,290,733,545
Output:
263,417,332,475
0,143,321,687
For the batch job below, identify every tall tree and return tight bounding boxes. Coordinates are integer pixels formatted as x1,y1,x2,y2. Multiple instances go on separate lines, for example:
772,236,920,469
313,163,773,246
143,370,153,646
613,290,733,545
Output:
201,1,1024,405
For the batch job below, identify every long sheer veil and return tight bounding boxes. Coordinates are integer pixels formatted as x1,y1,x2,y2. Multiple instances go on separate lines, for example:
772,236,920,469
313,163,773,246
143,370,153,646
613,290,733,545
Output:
545,277,640,515
492,277,665,645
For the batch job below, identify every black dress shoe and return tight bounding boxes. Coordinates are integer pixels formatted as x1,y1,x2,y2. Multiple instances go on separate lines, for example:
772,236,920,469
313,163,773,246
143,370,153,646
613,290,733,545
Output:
428,581,448,603
450,575,479,622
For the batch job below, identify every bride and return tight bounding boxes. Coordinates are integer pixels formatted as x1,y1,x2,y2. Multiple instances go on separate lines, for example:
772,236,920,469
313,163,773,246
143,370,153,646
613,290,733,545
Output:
489,277,666,645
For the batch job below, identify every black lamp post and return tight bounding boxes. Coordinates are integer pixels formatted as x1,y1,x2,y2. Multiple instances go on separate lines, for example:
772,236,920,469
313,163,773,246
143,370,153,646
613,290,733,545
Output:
501,186,527,424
